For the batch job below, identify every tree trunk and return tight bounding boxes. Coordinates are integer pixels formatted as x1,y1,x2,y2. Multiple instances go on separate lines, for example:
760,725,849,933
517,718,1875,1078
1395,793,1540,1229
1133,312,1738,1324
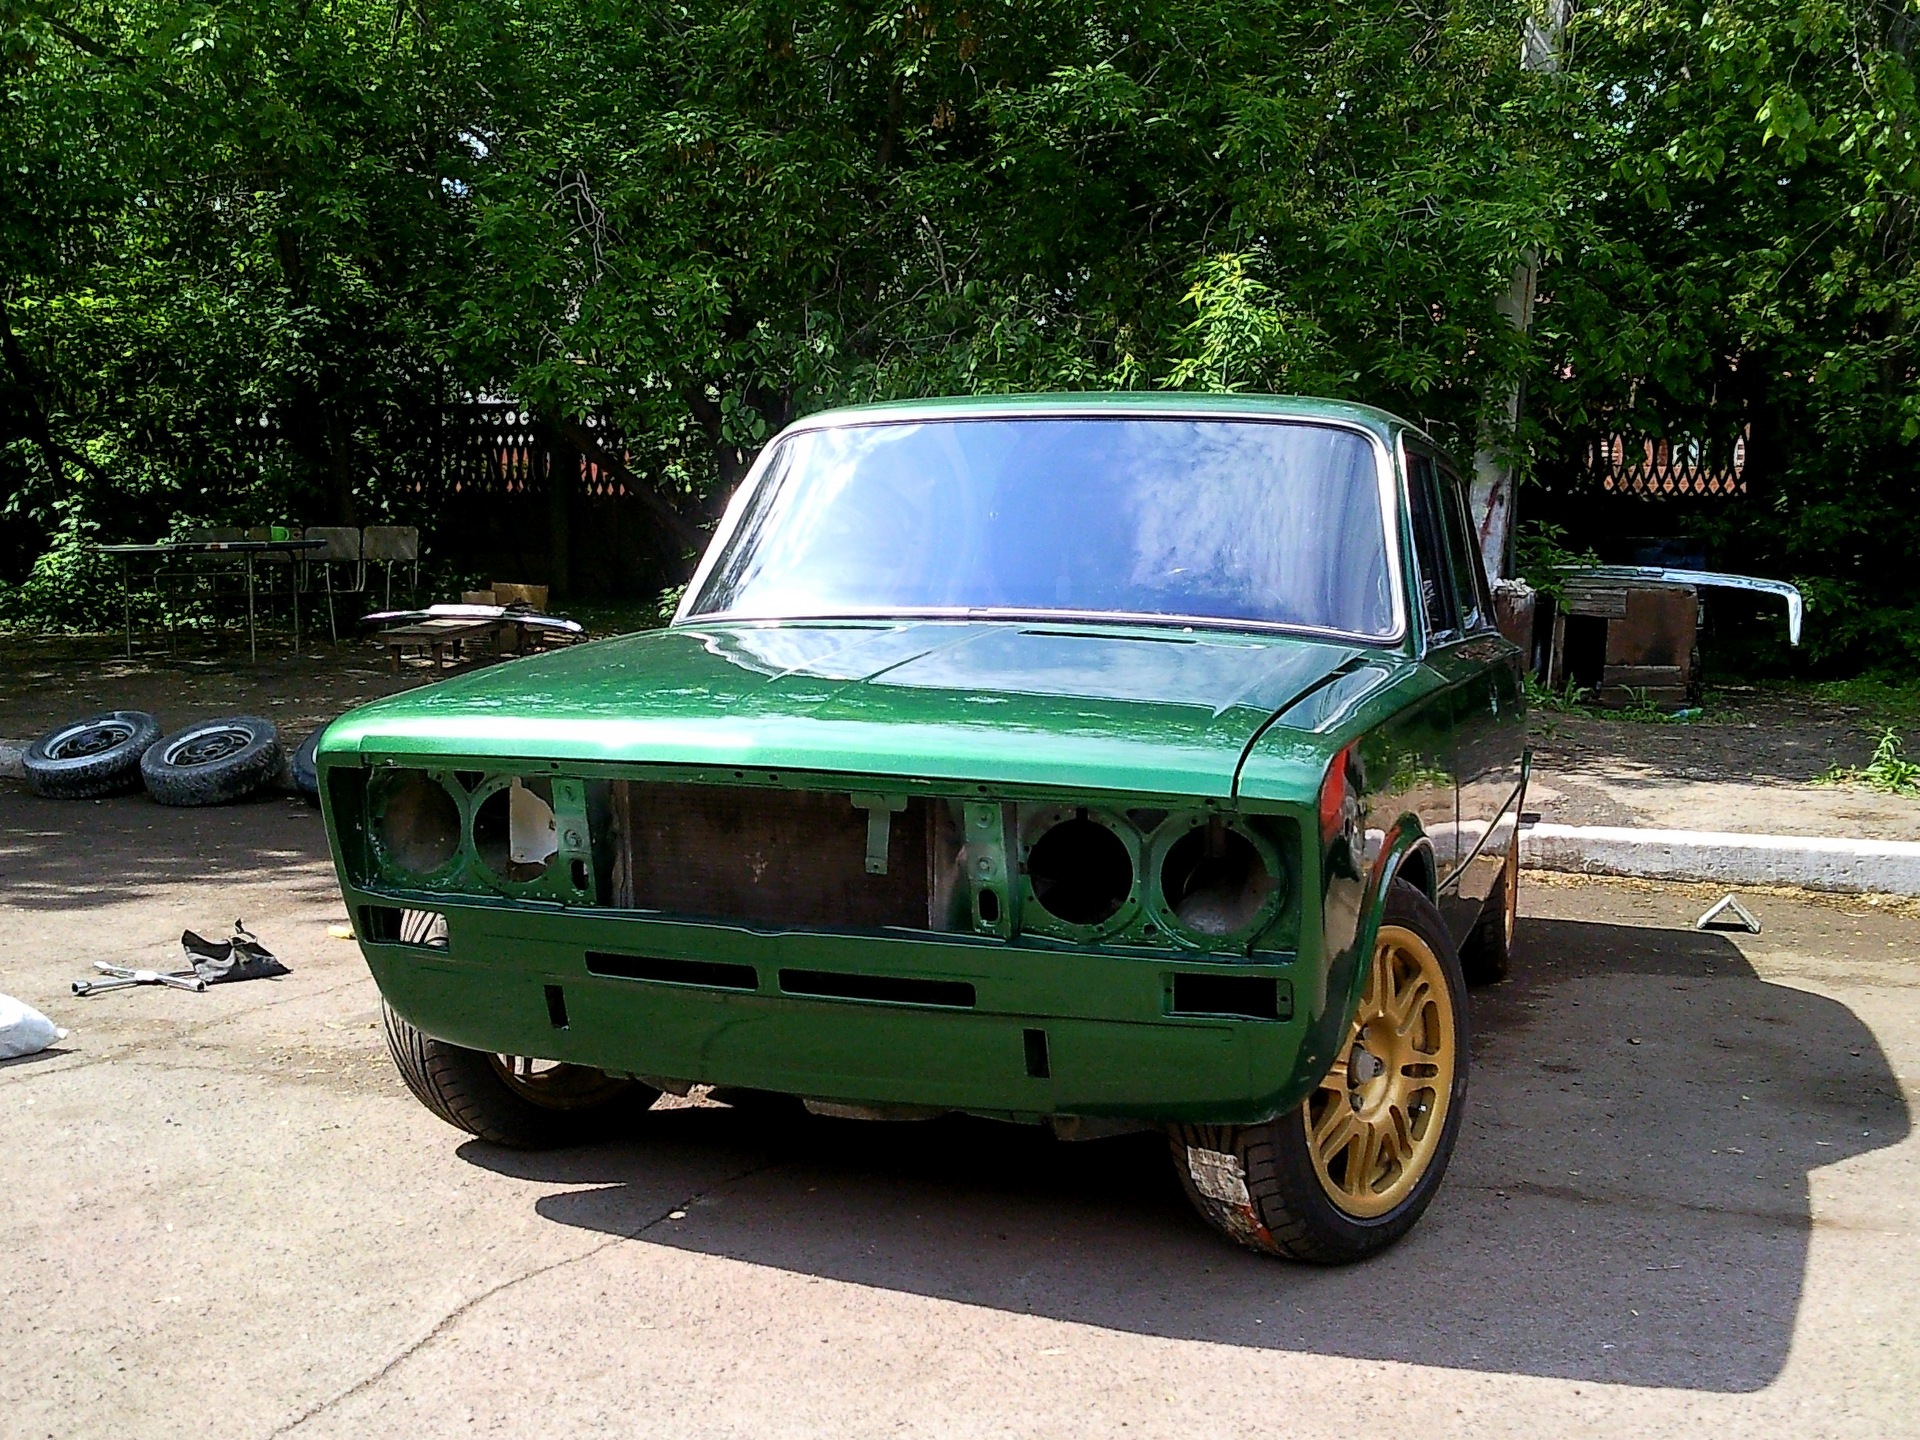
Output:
0,293,67,495
324,401,358,525
552,415,708,560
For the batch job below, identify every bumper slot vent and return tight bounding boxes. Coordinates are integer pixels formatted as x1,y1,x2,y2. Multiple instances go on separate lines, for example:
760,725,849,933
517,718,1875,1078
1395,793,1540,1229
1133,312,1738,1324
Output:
356,905,448,949
778,968,975,1009
586,951,759,992
1170,973,1289,1021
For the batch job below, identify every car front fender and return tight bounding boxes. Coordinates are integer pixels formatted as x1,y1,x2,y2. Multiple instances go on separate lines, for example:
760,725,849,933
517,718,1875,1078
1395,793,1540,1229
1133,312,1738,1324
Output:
1279,814,1437,1116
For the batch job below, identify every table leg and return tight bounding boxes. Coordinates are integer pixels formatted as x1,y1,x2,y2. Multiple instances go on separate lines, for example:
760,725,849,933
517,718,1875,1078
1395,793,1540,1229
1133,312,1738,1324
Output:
122,556,133,659
292,556,301,654
246,556,257,664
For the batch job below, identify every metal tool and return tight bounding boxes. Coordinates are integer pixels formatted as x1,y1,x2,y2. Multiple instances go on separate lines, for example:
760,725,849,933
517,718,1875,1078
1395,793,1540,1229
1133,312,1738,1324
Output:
72,962,209,997
1696,894,1762,934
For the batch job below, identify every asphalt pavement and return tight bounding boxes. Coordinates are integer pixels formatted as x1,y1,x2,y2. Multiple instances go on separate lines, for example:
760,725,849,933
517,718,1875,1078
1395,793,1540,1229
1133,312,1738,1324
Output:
1,785,1916,1439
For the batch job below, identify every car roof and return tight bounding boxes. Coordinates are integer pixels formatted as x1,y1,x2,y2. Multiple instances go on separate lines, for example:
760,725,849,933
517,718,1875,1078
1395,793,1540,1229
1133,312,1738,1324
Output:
784,391,1427,448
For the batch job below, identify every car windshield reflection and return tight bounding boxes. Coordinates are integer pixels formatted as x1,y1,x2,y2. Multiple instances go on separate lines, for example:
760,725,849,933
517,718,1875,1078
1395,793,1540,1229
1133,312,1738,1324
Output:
686,417,1397,638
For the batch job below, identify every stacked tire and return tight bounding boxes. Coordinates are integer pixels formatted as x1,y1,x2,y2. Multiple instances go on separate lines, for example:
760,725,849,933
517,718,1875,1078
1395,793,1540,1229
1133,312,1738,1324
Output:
140,717,282,806
288,727,325,802
21,711,285,806
22,712,162,799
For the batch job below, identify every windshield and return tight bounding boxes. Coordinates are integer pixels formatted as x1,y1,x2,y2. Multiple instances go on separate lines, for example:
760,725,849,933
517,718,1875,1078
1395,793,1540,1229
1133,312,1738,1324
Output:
685,416,1398,638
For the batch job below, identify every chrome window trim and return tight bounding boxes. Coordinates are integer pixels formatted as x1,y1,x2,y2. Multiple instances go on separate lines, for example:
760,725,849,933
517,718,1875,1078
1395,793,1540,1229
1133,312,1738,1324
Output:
1396,433,1461,657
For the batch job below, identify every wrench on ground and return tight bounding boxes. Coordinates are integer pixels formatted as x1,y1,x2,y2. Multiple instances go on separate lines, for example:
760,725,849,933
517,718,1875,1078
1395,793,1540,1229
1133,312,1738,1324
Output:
72,963,208,996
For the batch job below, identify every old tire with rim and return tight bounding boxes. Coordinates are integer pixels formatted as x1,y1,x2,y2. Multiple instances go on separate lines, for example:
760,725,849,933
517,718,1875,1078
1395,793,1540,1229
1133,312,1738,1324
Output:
140,716,282,806
1171,879,1468,1263
1460,828,1520,986
381,1001,659,1148
23,711,162,799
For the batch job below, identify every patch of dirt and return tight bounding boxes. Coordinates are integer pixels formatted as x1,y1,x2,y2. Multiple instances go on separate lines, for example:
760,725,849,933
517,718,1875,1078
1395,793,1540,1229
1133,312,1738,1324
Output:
1526,686,1920,839
1528,687,1885,787
0,633,437,744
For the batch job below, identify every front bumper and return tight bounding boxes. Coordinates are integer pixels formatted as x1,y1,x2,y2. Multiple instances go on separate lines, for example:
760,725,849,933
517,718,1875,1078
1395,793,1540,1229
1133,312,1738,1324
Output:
357,899,1319,1126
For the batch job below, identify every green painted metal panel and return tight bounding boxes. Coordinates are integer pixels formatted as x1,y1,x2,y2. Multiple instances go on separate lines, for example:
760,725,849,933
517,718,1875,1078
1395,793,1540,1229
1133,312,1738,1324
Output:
321,620,1379,800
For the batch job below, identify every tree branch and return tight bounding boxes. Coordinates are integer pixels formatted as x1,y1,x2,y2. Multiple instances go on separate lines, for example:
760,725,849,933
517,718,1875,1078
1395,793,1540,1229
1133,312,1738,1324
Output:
55,442,111,489
551,417,709,555
42,18,188,99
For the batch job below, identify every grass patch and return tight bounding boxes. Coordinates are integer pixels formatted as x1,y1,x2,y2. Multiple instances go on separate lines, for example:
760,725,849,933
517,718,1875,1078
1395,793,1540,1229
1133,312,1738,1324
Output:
1522,676,1719,724
1817,727,1920,795
1806,676,1920,725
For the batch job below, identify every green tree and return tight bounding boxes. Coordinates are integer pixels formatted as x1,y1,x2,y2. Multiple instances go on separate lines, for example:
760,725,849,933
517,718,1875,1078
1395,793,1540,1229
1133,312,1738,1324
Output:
1534,0,1920,669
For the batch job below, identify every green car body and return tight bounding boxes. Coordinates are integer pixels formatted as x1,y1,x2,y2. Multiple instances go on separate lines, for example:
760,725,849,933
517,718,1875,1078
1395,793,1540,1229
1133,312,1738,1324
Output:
317,393,1526,1131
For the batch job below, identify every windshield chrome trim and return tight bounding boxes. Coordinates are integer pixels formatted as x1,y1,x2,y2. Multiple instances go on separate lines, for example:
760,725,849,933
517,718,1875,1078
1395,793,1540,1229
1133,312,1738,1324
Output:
676,412,1410,645
679,607,1401,647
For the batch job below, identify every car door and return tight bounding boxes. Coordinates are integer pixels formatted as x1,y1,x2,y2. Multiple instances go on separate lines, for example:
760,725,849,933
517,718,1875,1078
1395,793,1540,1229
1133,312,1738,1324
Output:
1427,452,1526,943
1365,445,1464,901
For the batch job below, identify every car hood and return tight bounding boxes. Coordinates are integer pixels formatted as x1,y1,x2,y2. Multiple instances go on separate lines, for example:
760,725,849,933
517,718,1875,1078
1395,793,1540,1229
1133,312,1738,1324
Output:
325,621,1396,798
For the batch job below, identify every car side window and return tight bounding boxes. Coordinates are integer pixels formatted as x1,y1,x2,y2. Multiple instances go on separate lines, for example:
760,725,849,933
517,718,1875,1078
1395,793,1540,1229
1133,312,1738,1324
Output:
1406,453,1459,642
1438,467,1490,631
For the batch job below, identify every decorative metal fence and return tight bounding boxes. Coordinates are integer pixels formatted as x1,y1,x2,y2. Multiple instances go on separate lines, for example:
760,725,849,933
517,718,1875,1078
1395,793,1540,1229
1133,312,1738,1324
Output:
393,401,681,598
1583,428,1749,498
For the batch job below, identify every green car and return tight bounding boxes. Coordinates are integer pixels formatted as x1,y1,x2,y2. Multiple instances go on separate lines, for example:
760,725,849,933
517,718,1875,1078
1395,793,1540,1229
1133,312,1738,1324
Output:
318,393,1527,1263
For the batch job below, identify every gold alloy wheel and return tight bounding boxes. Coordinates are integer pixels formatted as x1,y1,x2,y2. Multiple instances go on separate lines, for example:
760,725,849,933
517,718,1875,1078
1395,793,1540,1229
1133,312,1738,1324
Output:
1305,923,1457,1218
487,1055,631,1111
1501,831,1521,949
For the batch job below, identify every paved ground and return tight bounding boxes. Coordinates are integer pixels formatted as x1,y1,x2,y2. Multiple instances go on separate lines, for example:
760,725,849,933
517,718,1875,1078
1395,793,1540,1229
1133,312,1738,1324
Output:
2,780,1917,1438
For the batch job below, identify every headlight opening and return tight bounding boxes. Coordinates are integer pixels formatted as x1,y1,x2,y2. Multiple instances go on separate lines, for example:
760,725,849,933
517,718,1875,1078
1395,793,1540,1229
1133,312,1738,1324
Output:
370,769,464,880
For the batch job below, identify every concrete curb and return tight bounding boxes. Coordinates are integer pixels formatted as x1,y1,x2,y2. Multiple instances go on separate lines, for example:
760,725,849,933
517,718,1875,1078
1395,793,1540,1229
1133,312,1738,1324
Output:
1522,822,1920,899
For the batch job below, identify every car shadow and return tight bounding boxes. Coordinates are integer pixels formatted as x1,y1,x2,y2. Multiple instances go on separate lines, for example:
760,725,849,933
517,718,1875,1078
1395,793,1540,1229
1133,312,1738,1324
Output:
457,916,1907,1392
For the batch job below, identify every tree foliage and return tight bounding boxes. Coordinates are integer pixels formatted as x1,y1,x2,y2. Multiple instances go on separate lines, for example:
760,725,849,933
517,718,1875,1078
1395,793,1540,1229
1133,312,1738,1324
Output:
1,0,1917,667
1535,0,1920,668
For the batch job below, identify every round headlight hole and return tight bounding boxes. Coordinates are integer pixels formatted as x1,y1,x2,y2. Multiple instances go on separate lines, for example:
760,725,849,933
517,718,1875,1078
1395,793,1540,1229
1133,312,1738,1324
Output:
1160,821,1274,937
1027,814,1134,927
375,771,462,877
474,777,558,883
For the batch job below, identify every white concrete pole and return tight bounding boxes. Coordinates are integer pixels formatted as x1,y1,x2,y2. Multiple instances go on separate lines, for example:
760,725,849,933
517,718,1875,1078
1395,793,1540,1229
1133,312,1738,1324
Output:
1472,0,1569,580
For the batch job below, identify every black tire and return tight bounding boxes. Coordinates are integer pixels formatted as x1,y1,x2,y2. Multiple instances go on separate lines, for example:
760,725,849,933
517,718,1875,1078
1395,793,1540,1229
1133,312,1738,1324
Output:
289,726,325,802
140,715,282,806
1460,829,1520,987
23,711,162,799
381,1000,659,1147
1171,880,1469,1263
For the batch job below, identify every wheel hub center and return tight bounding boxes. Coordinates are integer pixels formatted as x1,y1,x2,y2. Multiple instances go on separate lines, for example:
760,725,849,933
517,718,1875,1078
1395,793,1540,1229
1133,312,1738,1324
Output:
1346,1030,1395,1113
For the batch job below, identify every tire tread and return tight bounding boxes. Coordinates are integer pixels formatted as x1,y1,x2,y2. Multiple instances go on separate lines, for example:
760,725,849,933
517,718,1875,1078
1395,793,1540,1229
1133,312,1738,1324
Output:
380,1001,655,1148
23,711,161,799
1460,837,1518,987
141,716,282,807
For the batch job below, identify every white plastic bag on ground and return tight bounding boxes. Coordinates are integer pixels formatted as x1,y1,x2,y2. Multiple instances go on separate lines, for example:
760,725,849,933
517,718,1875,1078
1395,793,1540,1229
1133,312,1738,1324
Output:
0,994,66,1059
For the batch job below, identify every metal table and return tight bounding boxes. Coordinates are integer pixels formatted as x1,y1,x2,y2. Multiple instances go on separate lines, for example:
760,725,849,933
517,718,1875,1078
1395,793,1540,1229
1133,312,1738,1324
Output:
96,538,327,662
